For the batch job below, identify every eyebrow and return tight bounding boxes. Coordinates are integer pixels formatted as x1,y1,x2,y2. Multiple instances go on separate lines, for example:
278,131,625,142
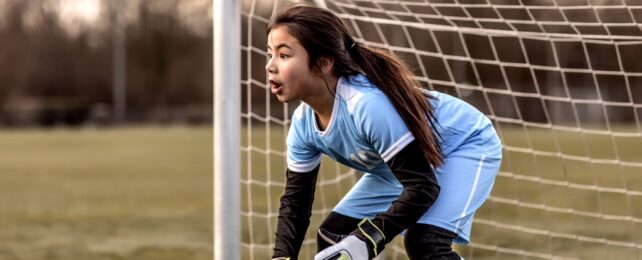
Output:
267,43,292,51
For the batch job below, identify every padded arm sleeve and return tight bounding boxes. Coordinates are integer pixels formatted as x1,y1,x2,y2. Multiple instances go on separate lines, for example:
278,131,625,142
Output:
371,140,440,243
273,165,320,259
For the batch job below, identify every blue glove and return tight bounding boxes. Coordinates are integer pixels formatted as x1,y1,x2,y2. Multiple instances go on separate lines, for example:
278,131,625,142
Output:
315,218,386,260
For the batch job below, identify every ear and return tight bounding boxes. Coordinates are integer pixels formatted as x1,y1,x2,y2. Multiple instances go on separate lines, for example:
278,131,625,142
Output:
316,57,334,75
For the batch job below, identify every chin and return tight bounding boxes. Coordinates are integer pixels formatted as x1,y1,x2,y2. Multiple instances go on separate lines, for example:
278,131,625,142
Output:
274,91,300,103
275,94,291,103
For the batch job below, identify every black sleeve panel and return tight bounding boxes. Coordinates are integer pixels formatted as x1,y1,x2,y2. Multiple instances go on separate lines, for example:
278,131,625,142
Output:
272,165,320,259
372,140,440,243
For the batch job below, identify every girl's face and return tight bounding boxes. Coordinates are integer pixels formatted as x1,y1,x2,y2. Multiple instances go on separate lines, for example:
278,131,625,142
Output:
266,26,319,103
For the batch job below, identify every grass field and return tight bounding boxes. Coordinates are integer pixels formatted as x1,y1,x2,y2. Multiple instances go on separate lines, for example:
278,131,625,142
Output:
0,126,213,260
1,125,640,259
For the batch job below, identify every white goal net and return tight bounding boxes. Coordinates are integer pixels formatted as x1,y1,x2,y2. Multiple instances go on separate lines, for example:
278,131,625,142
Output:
239,0,642,259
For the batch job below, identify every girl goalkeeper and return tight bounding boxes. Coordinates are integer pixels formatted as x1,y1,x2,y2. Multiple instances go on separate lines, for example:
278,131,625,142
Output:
268,5,502,260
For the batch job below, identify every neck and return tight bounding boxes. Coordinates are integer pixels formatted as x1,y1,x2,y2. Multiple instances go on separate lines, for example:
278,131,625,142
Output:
304,74,339,129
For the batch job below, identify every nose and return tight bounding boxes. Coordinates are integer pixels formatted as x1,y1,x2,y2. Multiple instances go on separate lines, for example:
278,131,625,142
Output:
265,56,277,74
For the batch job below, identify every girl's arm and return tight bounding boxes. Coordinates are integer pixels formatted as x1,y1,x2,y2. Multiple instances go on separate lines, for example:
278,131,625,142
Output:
373,139,440,246
273,165,320,259
314,140,439,258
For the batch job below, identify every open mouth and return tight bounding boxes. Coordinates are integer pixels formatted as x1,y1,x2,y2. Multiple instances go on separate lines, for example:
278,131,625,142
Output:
269,80,283,94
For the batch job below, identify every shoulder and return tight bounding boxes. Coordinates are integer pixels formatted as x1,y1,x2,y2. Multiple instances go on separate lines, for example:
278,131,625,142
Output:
337,74,390,115
290,102,314,131
292,102,310,121
288,103,313,140
341,78,407,139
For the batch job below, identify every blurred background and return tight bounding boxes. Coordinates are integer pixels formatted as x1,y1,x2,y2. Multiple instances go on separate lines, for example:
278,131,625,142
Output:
0,0,213,126
1,0,213,259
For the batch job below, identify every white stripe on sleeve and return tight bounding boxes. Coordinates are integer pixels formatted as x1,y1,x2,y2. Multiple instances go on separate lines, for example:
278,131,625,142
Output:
287,153,322,173
380,132,415,163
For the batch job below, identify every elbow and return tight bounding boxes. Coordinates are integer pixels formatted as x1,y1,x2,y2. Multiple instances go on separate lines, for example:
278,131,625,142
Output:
420,179,441,206
421,181,440,205
405,180,440,208
430,183,440,202
424,173,440,202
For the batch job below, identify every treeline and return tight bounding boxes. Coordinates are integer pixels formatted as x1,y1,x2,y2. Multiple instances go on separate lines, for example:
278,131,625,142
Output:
0,1,212,126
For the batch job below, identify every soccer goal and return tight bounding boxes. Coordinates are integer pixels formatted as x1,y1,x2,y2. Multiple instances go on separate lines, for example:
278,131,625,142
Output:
226,0,642,259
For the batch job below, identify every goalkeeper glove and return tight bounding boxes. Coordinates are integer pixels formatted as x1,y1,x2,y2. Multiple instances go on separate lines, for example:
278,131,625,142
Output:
314,218,386,260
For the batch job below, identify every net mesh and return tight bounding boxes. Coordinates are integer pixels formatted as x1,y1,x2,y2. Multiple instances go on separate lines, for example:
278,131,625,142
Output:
240,0,642,259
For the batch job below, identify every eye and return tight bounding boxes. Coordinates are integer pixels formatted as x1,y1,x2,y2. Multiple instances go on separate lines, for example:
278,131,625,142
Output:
280,54,289,59
267,53,273,59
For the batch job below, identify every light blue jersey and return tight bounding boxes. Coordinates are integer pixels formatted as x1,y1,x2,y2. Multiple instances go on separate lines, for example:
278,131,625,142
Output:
287,74,502,244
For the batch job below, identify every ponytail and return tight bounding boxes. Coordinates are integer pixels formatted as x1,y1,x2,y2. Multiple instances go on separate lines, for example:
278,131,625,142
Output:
349,43,444,167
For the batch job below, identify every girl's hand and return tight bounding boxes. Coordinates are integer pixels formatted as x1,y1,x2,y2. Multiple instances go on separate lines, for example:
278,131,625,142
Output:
315,218,385,260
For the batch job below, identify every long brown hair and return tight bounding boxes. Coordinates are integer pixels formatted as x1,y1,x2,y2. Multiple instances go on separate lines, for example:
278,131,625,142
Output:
267,5,443,167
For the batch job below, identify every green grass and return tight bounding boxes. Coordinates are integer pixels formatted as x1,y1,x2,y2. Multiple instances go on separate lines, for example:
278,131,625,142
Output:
1,125,640,259
0,126,212,260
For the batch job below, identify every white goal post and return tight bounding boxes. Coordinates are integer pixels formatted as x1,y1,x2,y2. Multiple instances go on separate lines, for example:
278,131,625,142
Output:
214,0,241,259
231,0,642,259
